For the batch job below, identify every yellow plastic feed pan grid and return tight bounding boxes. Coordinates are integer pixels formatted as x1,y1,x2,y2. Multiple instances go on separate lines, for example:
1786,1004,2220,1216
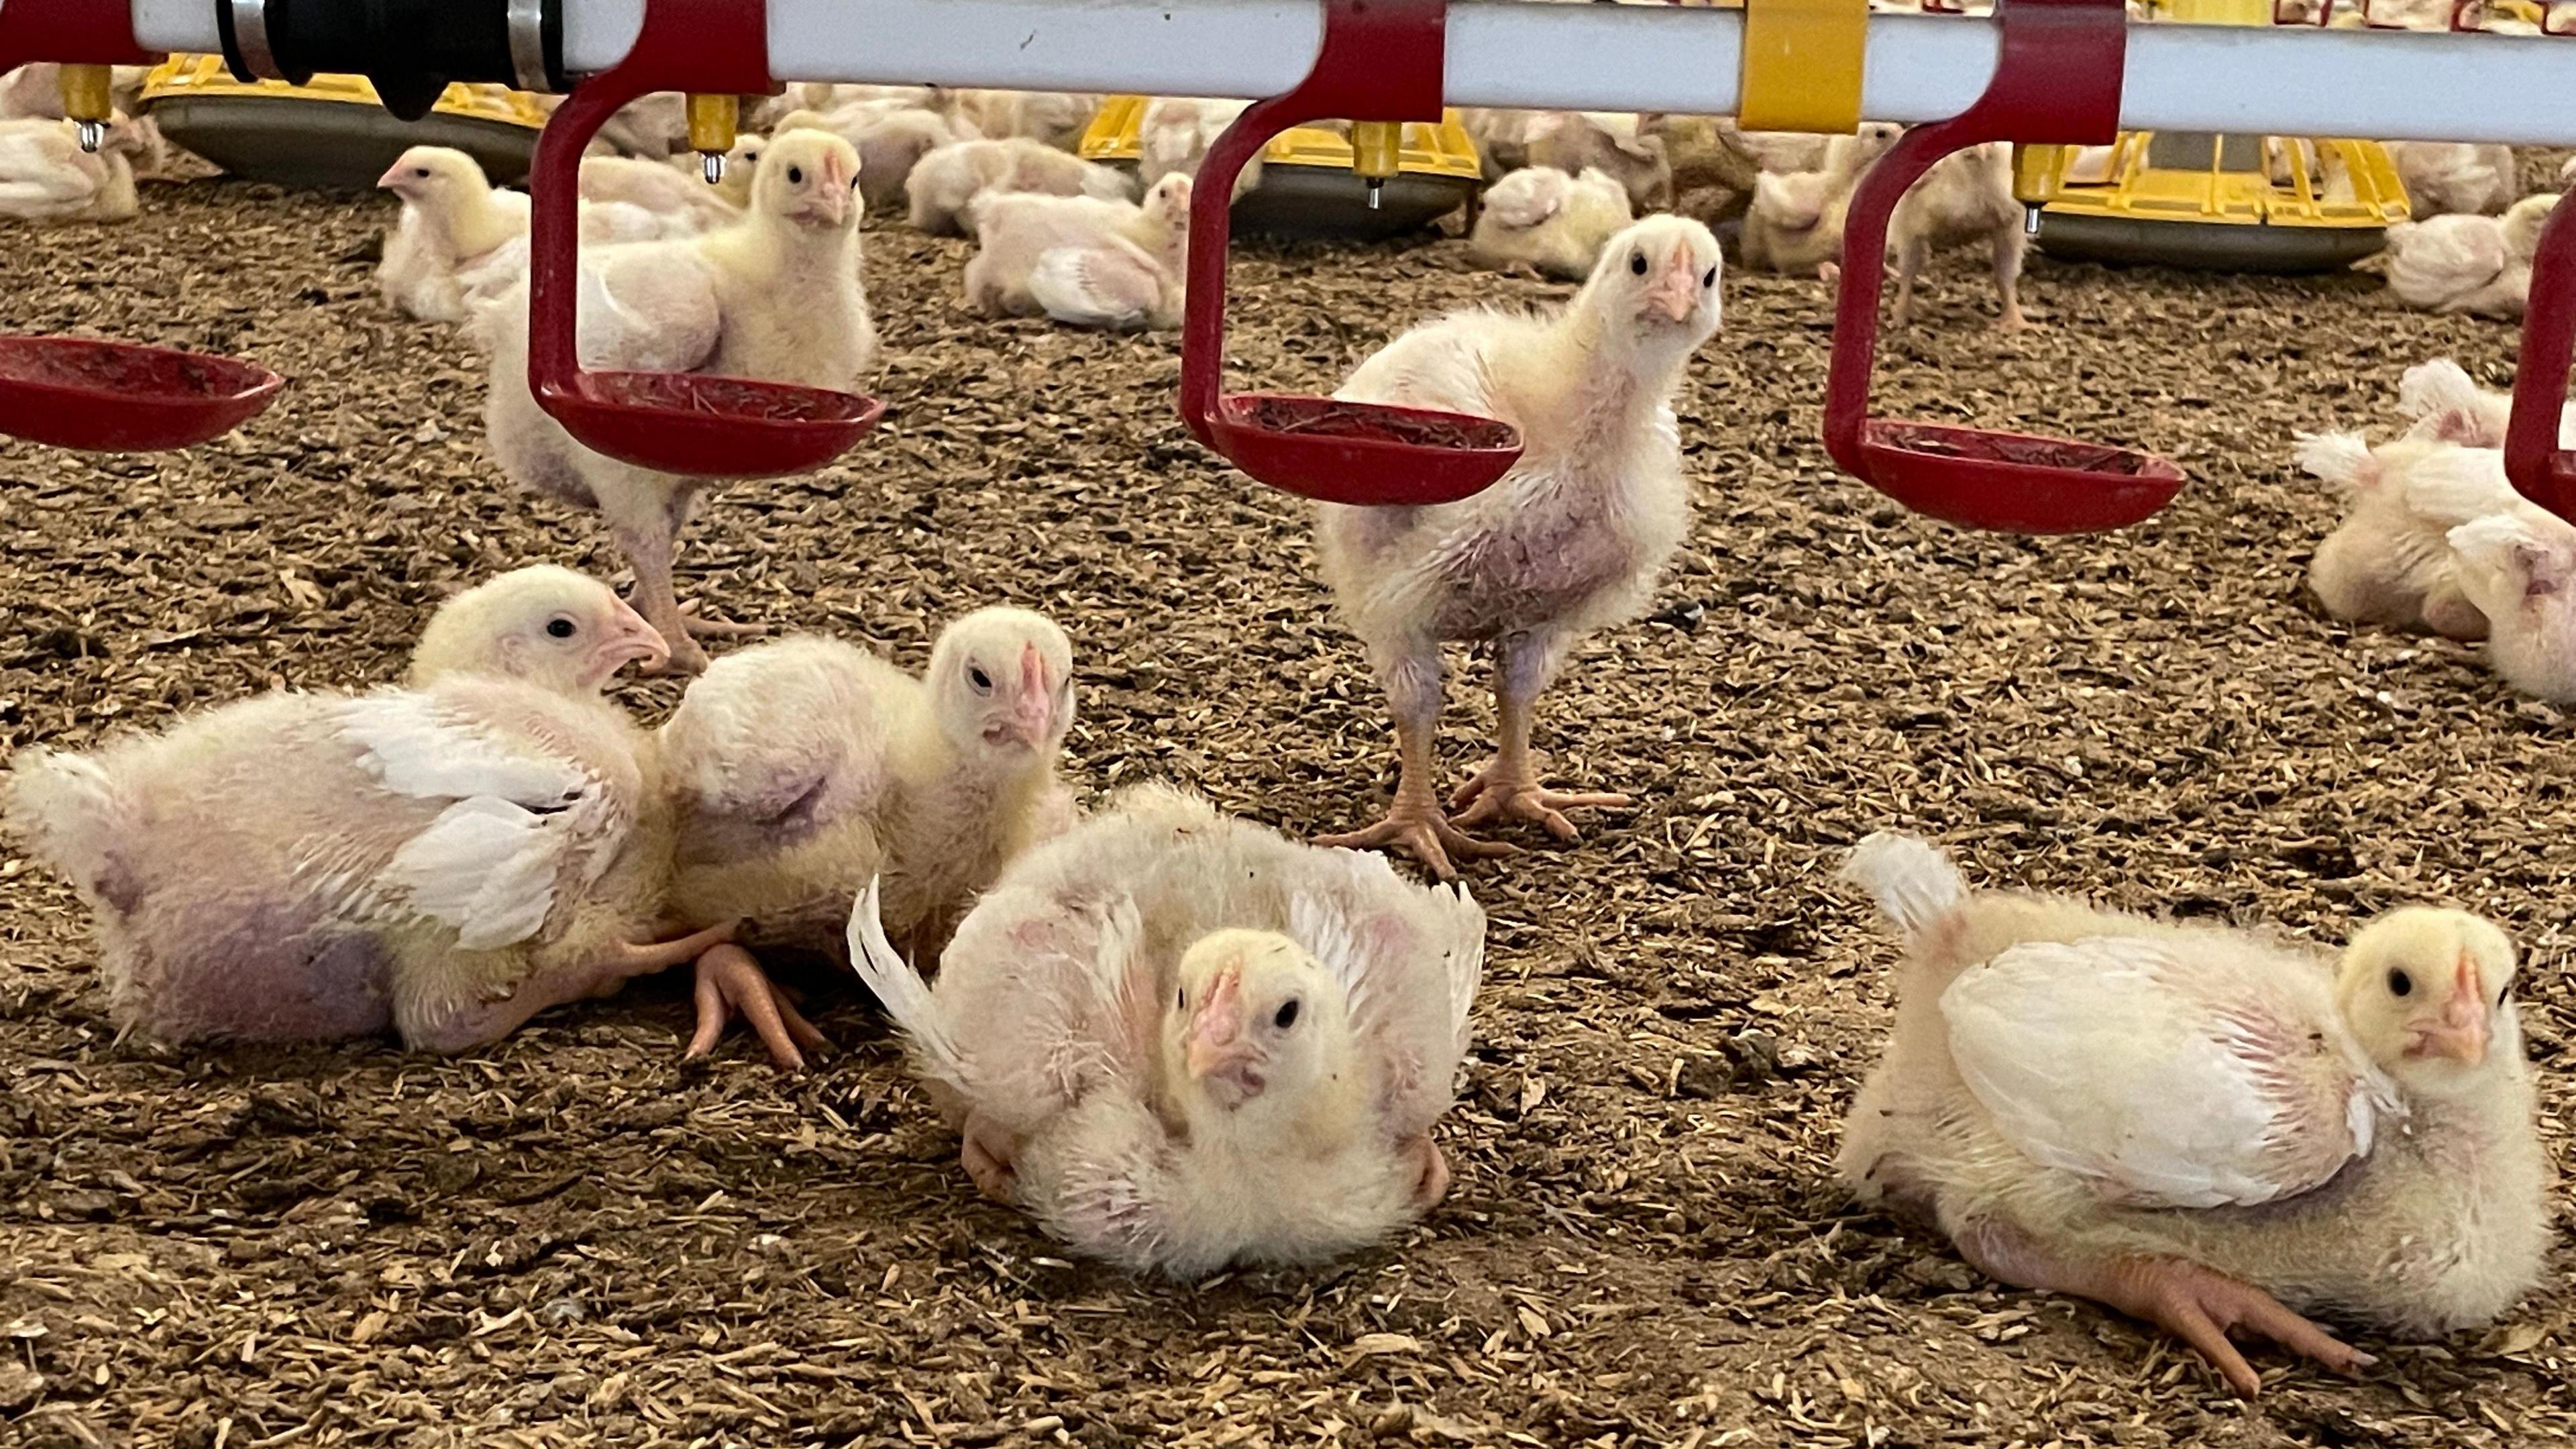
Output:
1081,97,1483,240
2022,133,2410,272
142,56,551,189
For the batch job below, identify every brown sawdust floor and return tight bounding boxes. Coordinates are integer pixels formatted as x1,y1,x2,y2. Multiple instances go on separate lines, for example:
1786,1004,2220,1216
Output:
0,175,2569,1449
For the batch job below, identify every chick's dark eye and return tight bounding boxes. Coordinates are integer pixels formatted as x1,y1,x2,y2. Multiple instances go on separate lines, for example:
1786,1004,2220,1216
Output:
1175,987,1185,1010
545,617,577,639
786,164,803,184
414,167,431,178
968,665,993,692
2387,968,2413,998
1702,266,1718,287
1273,999,1299,1030
1628,251,1647,276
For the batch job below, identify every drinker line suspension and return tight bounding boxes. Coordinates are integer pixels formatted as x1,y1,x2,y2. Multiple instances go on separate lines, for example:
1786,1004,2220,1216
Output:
3,0,2575,531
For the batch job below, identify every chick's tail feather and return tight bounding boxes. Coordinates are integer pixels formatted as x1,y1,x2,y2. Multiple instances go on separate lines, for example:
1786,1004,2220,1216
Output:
1840,831,1964,944
845,876,970,1086
4,747,129,902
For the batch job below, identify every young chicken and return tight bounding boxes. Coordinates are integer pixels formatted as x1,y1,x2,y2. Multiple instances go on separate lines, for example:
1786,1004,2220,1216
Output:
905,136,1130,236
1313,215,1724,878
1524,111,1670,211
2295,429,2532,639
377,146,534,324
953,90,1101,152
2379,141,2517,219
1136,97,1258,199
1884,141,2029,329
2395,356,2576,449
2448,513,2576,702
482,130,880,674
0,116,138,223
574,154,741,231
1468,166,1633,282
2368,193,2559,319
846,785,1485,1277
3,568,727,1053
657,608,1076,1068
962,174,1191,330
1837,833,2550,1399
1739,125,1897,277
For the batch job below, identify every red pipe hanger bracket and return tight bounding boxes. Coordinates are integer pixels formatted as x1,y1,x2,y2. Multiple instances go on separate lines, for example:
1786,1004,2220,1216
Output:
525,0,883,477
0,1,284,452
1823,0,2184,534
2507,194,2576,523
1178,0,1523,506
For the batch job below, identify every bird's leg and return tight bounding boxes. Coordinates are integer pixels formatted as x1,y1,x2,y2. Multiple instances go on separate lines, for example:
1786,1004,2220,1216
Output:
1452,632,1627,843
401,920,739,1055
1318,645,1516,881
686,943,829,1070
1890,233,1931,329
959,1112,1018,1202
1404,1134,1451,1210
610,517,711,676
1951,1218,2373,1400
1992,227,2031,331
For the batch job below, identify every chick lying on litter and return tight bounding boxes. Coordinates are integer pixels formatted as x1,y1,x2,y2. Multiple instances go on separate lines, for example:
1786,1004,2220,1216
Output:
850,786,1485,1277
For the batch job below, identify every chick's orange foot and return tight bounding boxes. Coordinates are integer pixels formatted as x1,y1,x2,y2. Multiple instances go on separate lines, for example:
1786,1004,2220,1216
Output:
1449,760,1629,843
2102,1256,2375,1400
1317,803,1518,882
674,599,769,640
960,1114,1018,1202
686,943,828,1070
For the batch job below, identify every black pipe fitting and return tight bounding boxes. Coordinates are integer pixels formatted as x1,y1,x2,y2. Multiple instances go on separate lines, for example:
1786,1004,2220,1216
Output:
219,0,564,120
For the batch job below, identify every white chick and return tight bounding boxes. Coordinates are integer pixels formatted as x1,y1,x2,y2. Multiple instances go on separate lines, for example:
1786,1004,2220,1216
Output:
2379,141,2517,219
1458,107,1538,179
2370,193,2559,319
1739,125,1898,277
2394,356,2576,450
657,608,1076,1067
767,105,967,212
482,130,880,674
1137,97,1261,199
905,136,1130,236
2448,513,2576,702
846,785,1485,1277
577,154,741,231
1885,141,2029,329
953,90,1102,152
1468,166,1634,282
3,568,729,1053
1315,216,1724,878
1837,833,2549,1399
0,116,137,222
376,146,533,324
2294,429,2538,639
1524,111,1670,211
963,174,1192,330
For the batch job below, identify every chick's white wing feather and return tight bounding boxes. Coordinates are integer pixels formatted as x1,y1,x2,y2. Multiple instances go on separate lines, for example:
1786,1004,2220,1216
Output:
333,692,623,951
1291,853,1486,1142
576,244,724,374
1026,241,1163,328
1941,936,2393,1210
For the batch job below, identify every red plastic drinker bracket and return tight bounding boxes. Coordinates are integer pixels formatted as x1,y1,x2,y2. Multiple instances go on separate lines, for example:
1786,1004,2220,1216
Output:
1178,0,1522,506
0,0,283,451
525,0,883,476
1822,0,2184,534
2506,193,2576,523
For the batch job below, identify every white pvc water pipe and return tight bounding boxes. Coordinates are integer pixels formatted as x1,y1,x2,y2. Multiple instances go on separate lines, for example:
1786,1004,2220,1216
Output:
125,0,2576,146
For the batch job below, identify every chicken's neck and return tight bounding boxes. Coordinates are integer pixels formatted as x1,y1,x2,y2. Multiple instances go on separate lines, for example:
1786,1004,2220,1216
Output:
1171,1055,1373,1161
444,187,525,262
879,716,1056,923
702,219,860,297
1511,309,1687,473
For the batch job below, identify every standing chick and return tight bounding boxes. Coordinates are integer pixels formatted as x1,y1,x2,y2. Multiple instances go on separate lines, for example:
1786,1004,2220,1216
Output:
3,568,732,1053
657,608,1076,1067
906,136,1130,236
1885,141,2029,329
1837,833,2549,1399
1315,216,1724,877
1137,97,1259,198
482,130,880,674
1468,166,1634,282
847,786,1484,1277
1739,125,1897,277
0,116,137,222
2448,513,2576,702
963,174,1192,330
2368,193,2559,319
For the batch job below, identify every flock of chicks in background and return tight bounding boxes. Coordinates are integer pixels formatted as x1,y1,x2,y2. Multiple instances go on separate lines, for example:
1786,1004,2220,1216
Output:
0,9,2565,1411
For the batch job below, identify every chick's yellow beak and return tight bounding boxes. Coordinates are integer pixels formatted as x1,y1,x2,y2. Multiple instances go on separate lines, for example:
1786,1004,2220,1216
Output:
595,598,671,678
2408,951,2491,1065
1183,969,1266,1104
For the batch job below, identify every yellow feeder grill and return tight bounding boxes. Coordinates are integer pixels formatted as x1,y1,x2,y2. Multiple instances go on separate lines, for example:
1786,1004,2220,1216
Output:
2027,131,2410,272
2022,0,2410,272
142,56,551,188
1081,97,1482,241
